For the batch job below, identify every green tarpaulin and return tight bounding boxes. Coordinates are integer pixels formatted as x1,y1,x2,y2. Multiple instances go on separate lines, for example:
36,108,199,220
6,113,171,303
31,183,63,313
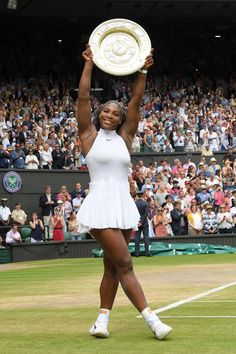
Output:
91,242,236,258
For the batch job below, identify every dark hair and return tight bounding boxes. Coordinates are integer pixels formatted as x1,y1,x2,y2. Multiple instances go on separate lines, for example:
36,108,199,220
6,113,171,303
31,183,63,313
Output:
92,101,127,131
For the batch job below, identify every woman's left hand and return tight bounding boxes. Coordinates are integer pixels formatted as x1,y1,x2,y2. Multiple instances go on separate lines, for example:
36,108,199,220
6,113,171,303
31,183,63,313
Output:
143,48,154,70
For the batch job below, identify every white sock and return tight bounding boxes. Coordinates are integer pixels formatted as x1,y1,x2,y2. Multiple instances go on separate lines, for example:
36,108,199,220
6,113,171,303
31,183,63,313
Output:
141,307,160,327
96,308,110,325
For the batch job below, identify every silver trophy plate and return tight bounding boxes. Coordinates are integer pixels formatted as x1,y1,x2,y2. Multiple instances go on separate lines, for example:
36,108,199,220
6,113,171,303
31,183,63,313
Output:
88,18,152,76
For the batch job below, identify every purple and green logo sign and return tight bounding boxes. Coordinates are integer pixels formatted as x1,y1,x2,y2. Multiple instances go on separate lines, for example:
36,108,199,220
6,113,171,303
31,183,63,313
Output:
3,171,22,193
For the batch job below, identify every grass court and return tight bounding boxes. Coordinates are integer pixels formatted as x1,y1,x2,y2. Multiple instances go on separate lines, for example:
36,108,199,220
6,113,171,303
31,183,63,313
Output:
0,253,236,354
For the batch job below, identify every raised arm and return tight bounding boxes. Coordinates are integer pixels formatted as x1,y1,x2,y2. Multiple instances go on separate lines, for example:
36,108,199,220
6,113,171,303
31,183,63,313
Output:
119,49,154,148
77,45,97,156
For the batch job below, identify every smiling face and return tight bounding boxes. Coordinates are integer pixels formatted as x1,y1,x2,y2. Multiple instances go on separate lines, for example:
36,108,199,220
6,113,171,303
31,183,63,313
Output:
99,102,122,130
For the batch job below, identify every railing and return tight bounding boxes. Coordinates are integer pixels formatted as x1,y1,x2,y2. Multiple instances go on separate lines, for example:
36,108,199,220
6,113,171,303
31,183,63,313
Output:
0,233,235,264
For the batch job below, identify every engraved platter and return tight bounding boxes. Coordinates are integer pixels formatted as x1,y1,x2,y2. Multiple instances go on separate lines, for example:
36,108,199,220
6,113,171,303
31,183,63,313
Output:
88,18,152,76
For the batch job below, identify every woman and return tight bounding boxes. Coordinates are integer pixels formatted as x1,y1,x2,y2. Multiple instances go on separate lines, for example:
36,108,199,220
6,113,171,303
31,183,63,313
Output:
152,207,170,237
143,128,154,152
61,194,73,225
51,206,65,241
57,185,72,202
73,145,82,169
68,211,86,240
217,204,234,234
186,204,203,236
202,204,218,234
29,212,44,242
213,184,225,212
183,187,196,210
187,165,196,179
147,198,158,238
76,45,171,340
25,148,40,169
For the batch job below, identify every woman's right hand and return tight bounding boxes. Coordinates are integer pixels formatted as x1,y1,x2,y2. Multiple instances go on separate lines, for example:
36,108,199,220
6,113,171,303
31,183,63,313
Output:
82,44,93,62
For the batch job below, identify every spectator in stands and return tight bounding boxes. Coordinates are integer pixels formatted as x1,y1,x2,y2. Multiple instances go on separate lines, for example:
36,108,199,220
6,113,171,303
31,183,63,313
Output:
39,185,57,239
5,223,22,244
171,200,187,236
40,143,53,169
173,129,185,152
73,145,83,169
11,202,27,226
223,148,235,166
196,185,211,205
169,181,181,201
137,160,147,175
217,204,234,234
152,207,170,237
70,182,86,200
0,198,11,237
213,184,225,212
29,212,44,242
10,143,26,169
25,148,40,169
68,210,86,240
0,234,6,248
201,144,214,156
61,194,73,224
57,185,72,202
52,144,65,169
18,124,31,144
203,204,218,234
154,183,169,206
186,204,203,236
72,190,84,213
134,170,145,191
164,194,174,212
156,128,167,151
51,205,65,241
0,143,10,168
208,157,221,175
163,139,174,153
131,134,142,152
208,126,220,152
147,198,157,238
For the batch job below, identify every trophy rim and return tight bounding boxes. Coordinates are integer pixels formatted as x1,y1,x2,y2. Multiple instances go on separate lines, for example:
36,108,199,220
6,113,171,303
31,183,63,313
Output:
88,18,152,76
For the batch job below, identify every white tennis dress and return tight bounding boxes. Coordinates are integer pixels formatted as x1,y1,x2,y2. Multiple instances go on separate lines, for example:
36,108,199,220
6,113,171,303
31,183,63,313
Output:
77,128,140,232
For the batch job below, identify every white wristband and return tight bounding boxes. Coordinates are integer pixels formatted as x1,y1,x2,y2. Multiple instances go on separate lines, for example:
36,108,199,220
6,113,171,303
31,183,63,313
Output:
138,69,148,74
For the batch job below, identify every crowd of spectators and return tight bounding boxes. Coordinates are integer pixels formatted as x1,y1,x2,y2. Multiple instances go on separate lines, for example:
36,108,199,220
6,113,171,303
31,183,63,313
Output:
129,154,236,237
1,32,236,245
1,33,236,169
1,72,236,168
1,149,236,244
0,182,88,246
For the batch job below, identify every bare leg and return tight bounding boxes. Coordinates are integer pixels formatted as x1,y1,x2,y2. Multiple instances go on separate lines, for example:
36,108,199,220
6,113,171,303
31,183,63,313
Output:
99,254,118,309
99,229,132,309
91,228,148,312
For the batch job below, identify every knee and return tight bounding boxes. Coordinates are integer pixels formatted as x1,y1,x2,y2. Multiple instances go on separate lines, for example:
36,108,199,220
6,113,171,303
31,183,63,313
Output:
117,256,133,275
104,264,118,279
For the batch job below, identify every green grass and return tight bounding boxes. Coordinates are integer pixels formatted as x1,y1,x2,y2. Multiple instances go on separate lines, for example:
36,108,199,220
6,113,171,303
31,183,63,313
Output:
0,254,236,354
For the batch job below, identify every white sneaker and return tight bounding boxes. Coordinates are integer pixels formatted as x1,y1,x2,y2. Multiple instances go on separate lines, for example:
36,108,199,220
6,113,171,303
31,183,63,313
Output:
89,322,109,338
149,319,172,340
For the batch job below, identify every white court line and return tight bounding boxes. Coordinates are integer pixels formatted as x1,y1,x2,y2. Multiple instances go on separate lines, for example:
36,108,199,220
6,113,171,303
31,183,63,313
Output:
136,281,236,318
161,315,236,318
159,316,236,318
193,301,236,303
